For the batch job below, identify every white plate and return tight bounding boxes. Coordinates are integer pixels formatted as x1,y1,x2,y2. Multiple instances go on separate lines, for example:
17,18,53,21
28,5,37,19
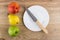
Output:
23,5,49,31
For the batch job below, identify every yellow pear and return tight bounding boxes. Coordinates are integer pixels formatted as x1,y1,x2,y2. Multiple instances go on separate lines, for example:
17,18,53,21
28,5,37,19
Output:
8,14,20,25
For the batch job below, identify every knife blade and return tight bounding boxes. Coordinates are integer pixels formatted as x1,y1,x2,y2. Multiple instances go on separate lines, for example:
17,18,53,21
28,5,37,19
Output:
27,9,48,34
27,9,37,22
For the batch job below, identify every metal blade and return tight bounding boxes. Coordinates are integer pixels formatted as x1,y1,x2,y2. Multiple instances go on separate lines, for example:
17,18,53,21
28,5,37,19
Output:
27,9,37,22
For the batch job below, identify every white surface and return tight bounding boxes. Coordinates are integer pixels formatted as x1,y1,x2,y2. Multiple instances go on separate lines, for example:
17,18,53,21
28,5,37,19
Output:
23,5,49,31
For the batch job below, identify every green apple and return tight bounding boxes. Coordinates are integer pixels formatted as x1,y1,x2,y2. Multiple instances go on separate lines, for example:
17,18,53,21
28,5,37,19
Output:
8,26,20,37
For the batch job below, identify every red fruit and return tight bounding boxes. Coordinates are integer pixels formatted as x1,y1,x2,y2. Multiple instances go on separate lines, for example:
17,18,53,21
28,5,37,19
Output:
8,2,20,14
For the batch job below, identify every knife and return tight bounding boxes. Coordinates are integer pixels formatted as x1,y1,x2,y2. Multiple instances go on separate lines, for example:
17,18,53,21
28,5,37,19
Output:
27,9,48,34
